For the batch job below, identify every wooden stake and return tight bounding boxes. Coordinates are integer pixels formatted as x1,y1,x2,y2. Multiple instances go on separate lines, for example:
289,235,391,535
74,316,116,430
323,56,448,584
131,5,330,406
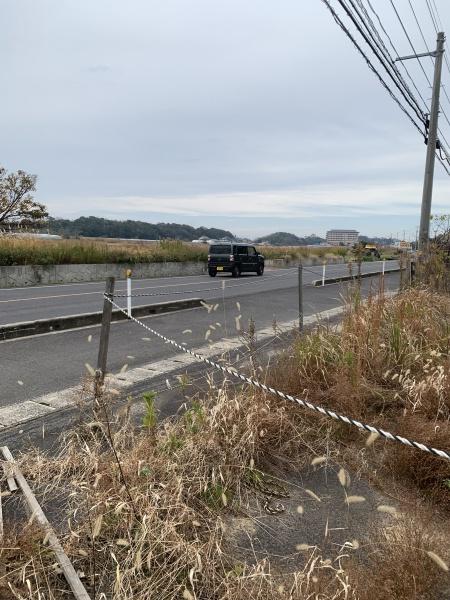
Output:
0,481,3,540
1,460,18,492
96,276,115,384
1,447,91,600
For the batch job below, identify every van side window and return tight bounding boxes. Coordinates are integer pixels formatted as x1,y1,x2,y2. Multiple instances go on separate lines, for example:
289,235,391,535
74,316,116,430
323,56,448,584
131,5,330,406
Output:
237,246,248,255
248,247,256,256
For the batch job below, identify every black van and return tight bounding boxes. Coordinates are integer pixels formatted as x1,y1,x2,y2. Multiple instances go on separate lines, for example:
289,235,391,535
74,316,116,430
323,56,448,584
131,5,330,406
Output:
208,243,265,277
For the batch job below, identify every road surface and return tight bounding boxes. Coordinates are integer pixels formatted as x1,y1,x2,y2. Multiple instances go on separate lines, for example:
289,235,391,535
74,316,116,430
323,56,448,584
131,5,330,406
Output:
0,261,399,325
0,269,400,410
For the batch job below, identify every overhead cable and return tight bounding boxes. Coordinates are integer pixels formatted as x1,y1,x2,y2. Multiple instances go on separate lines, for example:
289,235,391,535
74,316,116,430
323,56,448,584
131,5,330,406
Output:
337,0,427,124
320,0,426,137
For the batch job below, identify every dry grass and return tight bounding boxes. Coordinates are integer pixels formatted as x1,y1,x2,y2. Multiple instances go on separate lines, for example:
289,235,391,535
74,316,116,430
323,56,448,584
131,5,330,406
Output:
1,384,345,599
1,287,449,599
255,245,351,262
269,286,450,503
0,238,207,265
352,511,450,600
0,236,358,266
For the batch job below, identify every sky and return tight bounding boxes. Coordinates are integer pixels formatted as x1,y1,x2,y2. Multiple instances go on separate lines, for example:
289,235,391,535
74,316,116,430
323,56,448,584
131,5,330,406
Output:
2,0,450,239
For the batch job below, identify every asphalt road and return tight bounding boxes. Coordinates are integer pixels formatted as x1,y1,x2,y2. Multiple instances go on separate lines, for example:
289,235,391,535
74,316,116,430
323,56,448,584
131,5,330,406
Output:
0,270,400,409
0,260,399,325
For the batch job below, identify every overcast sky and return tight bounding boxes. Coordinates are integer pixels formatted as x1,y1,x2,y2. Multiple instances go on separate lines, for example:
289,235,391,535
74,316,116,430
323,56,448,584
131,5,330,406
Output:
2,0,450,238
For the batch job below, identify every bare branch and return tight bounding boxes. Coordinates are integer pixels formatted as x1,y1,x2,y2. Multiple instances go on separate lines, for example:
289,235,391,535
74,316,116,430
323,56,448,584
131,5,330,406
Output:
0,167,47,228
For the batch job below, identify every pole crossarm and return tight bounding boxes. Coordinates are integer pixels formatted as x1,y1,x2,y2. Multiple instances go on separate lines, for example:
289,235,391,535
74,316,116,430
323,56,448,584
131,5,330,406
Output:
395,50,438,61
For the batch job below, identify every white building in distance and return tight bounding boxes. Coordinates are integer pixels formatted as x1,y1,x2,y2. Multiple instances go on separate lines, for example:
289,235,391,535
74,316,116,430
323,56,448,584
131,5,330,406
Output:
326,229,359,246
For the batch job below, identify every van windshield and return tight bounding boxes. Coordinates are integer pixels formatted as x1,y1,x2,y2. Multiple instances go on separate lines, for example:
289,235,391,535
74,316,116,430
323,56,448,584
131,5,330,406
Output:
209,245,231,254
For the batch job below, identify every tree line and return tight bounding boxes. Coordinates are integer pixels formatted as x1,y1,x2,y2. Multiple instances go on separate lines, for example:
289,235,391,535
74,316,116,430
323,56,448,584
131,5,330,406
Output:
48,216,234,241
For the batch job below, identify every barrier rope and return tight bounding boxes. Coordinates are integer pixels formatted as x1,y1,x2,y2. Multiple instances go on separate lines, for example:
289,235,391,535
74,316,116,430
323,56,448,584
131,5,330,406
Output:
113,265,400,298
113,268,298,298
302,265,401,278
104,295,449,461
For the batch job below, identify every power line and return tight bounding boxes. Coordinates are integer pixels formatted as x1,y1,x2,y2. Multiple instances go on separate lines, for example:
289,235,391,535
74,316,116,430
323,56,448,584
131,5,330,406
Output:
350,0,427,119
354,0,450,154
389,0,433,88
407,0,450,114
420,2,450,176
353,0,450,157
320,0,425,136
361,0,450,152
425,0,439,32
322,0,450,173
406,0,450,131
431,0,444,29
339,0,450,157
437,151,450,174
425,0,450,79
387,0,450,164
363,0,431,113
337,0,426,124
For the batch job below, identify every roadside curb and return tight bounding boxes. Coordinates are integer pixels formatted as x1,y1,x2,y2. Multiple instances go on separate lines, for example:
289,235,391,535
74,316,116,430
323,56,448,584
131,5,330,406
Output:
0,298,203,341
0,306,346,432
313,268,401,286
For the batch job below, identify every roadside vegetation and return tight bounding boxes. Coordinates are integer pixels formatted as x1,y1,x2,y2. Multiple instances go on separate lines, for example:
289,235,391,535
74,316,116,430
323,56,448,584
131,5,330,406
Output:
0,238,207,266
1,282,449,599
0,236,364,266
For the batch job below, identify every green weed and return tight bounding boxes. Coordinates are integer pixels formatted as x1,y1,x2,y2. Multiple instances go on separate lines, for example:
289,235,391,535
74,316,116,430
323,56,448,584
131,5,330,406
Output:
142,391,157,430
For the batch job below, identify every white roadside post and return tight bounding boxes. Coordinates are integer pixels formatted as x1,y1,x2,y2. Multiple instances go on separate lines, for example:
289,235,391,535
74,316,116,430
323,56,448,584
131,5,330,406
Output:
126,268,132,318
298,264,303,331
322,263,326,287
382,259,386,277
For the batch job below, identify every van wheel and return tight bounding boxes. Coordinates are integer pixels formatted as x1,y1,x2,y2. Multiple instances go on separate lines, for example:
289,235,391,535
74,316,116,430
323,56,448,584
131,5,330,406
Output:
231,266,240,278
256,265,264,276
208,269,217,277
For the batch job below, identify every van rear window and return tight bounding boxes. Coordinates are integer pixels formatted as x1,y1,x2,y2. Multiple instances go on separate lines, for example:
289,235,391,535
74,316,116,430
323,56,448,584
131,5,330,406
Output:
209,245,231,254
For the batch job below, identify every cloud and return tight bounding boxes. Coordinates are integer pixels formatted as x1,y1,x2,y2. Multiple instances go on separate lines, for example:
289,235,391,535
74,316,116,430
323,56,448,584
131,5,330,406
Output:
50,180,449,221
2,0,450,236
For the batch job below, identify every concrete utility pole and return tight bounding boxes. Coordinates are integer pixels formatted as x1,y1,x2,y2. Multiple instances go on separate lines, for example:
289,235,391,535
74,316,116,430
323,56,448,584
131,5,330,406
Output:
396,32,446,250
419,32,445,249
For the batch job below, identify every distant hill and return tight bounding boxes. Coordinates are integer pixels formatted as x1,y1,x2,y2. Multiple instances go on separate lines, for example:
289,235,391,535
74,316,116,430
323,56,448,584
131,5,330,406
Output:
254,232,324,246
48,216,234,242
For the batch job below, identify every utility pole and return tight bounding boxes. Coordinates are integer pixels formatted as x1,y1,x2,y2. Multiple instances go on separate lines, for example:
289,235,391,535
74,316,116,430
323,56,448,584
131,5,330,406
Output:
420,32,445,249
396,32,446,250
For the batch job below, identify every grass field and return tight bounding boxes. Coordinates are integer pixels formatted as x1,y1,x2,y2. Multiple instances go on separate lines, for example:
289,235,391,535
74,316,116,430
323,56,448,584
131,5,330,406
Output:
0,236,362,266
2,286,448,599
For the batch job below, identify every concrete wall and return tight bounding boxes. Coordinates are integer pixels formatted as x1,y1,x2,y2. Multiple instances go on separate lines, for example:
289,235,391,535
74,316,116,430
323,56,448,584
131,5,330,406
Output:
0,256,347,288
0,261,207,288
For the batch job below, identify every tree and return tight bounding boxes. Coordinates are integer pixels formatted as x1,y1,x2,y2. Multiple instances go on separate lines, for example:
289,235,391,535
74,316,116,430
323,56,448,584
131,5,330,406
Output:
0,167,48,228
48,216,234,241
254,232,326,246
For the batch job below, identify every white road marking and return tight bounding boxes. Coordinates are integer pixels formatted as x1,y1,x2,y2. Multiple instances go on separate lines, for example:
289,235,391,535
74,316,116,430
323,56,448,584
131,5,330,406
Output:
0,270,296,304
0,272,214,292
0,307,345,429
0,290,103,303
